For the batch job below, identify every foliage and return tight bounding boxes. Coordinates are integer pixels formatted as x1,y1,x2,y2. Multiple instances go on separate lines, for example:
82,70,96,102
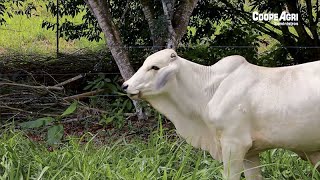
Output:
0,128,319,179
184,0,232,44
85,74,137,128
0,1,6,25
41,0,264,66
0,0,36,25
42,0,102,41
220,0,320,63
0,0,274,67
19,101,78,145
42,0,151,45
210,22,260,64
258,43,293,67
84,74,120,93
0,1,105,54
179,22,260,65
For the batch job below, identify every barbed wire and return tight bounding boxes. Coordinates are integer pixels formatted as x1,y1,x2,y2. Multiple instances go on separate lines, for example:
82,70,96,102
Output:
51,45,320,49
0,72,121,76
0,95,123,101
1,94,125,100
120,45,320,49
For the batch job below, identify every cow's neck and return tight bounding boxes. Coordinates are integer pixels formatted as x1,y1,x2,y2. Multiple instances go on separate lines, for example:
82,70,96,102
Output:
149,58,215,121
145,56,246,161
146,58,224,161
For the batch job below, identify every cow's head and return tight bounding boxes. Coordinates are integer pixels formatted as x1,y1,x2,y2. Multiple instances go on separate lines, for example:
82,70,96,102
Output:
122,49,178,100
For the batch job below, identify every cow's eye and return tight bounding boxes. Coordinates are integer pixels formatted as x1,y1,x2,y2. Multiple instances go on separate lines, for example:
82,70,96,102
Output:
150,66,160,70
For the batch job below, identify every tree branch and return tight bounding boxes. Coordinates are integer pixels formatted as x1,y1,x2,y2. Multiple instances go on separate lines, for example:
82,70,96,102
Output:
63,89,105,101
0,105,59,117
220,0,282,32
220,0,298,46
0,82,63,91
286,0,312,43
171,0,199,47
161,0,176,48
305,0,318,44
317,0,319,23
140,0,165,49
85,0,135,80
54,74,83,87
120,0,130,23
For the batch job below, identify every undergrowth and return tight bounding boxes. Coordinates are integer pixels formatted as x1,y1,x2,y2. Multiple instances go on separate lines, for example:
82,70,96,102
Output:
0,0,105,55
0,128,222,179
0,122,319,180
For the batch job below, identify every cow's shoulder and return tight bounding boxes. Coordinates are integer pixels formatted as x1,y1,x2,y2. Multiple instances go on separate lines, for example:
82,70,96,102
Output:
211,55,248,75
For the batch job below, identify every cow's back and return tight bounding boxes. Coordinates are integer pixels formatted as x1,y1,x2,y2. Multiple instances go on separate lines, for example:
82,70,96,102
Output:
246,61,320,152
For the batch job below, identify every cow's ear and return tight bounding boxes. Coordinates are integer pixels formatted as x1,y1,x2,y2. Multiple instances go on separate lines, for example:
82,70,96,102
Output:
170,53,177,61
155,64,177,89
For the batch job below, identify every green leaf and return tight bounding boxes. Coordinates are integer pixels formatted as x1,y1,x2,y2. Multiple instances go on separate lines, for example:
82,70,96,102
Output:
61,101,77,117
104,78,111,83
92,81,103,90
19,117,55,129
123,99,133,110
105,83,118,92
47,125,64,145
101,114,114,125
83,84,92,91
36,166,50,180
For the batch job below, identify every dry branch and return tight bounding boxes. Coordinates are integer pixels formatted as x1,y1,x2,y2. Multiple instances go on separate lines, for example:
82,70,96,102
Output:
81,106,108,114
54,74,84,87
1,98,34,105
0,82,63,91
63,89,105,101
0,105,59,117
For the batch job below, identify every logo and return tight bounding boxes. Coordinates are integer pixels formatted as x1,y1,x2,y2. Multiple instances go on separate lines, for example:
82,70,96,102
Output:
252,11,298,26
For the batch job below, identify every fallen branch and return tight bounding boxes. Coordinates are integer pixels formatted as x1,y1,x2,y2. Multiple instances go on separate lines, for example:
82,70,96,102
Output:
0,98,34,105
63,89,105,101
0,92,33,98
0,105,59,117
81,106,108,114
0,82,63,91
54,74,84,87
60,102,108,114
61,116,92,124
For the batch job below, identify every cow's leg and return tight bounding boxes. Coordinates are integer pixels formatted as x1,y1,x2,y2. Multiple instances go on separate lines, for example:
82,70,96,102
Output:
296,151,320,171
306,152,320,171
243,154,263,180
221,137,251,180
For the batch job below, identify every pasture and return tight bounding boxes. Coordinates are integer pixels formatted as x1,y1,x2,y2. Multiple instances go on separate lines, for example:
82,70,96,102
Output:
0,126,318,180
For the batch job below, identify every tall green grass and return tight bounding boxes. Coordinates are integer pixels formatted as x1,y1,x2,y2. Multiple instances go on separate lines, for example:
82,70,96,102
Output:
0,129,222,180
0,0,105,55
0,125,319,180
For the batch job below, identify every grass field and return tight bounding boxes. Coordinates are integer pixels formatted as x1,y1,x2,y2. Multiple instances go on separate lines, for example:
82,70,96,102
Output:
0,0,105,55
0,124,319,180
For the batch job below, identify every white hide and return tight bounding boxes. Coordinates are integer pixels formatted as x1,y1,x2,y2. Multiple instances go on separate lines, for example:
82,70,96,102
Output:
123,49,320,180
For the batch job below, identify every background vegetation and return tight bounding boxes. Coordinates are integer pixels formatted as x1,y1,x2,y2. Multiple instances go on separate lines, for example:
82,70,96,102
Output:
0,0,320,179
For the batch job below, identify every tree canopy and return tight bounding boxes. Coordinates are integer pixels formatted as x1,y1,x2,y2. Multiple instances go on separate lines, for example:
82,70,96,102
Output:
1,0,319,66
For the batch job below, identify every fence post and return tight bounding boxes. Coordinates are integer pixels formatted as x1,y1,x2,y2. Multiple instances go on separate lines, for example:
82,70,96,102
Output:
56,0,59,57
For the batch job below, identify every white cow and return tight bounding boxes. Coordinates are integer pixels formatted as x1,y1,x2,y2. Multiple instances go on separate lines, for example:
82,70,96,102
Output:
122,49,320,180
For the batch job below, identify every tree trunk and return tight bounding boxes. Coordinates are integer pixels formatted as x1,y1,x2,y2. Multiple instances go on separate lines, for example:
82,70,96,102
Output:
86,0,134,80
140,0,166,51
86,0,199,119
172,0,199,47
86,0,147,120
161,0,176,48
141,0,199,50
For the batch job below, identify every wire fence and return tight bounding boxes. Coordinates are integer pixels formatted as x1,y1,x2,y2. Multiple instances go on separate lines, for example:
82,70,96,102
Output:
1,7,320,122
